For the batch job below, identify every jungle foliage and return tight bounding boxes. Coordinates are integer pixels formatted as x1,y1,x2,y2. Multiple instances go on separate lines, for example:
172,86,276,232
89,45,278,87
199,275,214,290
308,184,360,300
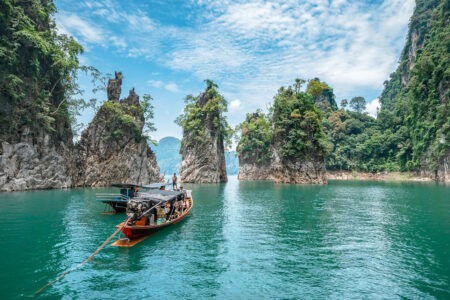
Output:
175,80,233,148
379,0,449,172
237,0,448,175
99,91,156,144
236,110,273,164
272,81,331,160
237,79,331,163
0,0,84,143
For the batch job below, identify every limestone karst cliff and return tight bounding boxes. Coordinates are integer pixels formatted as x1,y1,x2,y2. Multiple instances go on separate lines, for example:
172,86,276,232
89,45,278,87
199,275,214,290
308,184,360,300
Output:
1,72,160,191
379,0,449,182
73,72,159,186
0,131,74,192
237,112,273,181
177,80,230,183
237,82,328,184
0,0,79,192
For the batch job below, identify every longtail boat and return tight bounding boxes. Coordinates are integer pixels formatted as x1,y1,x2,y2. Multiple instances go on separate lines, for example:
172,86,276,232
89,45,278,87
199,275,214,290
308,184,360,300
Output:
112,189,193,247
96,182,171,213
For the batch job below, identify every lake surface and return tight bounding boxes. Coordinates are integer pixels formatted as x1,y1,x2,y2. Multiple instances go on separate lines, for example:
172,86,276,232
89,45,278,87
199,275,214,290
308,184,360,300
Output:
0,177,449,299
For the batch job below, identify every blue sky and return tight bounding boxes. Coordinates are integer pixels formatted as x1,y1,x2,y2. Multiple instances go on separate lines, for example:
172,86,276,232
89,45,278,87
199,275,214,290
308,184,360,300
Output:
54,0,415,143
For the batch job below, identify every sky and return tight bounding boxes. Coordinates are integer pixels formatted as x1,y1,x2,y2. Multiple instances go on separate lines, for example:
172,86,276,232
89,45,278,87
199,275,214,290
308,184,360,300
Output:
54,0,415,142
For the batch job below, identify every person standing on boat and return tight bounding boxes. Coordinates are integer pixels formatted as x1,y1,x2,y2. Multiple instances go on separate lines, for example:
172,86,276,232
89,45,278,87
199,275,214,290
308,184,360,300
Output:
172,173,178,190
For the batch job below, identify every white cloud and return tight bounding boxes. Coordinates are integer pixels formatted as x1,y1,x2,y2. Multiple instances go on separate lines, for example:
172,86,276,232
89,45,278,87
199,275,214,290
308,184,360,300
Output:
109,36,127,48
56,14,104,44
148,80,163,88
164,82,180,93
147,80,180,93
61,0,416,131
366,98,381,117
229,99,241,111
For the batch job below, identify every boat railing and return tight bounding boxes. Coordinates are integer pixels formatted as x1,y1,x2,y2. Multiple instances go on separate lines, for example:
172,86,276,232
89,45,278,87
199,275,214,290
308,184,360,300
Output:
96,193,130,202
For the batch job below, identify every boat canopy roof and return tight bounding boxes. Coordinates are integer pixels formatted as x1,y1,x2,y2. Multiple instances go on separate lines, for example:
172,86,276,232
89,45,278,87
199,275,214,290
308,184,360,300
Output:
112,182,172,189
111,183,140,188
141,182,171,189
136,190,184,202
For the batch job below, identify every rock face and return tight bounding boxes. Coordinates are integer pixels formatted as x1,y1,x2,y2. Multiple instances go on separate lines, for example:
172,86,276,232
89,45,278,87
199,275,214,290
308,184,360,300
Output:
270,148,327,184
237,162,272,181
73,73,159,187
420,152,450,183
107,71,122,101
0,131,73,192
238,148,326,184
0,72,160,191
379,0,449,182
180,134,227,183
179,85,227,183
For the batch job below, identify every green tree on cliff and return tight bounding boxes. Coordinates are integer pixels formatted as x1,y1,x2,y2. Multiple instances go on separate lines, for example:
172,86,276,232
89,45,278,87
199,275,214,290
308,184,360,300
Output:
175,80,233,148
306,78,338,112
379,0,449,173
0,0,83,143
236,110,273,164
273,80,331,160
349,97,367,113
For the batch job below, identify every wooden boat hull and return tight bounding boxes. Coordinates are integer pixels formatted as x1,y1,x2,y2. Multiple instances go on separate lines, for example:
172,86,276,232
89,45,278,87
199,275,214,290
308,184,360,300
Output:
113,197,193,247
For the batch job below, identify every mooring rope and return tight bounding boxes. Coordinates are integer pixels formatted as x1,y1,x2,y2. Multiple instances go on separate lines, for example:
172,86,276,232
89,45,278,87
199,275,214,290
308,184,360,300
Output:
34,218,130,297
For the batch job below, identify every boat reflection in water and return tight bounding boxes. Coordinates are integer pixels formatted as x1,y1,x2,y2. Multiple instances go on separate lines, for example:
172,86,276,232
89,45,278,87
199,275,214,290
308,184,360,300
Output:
113,189,193,247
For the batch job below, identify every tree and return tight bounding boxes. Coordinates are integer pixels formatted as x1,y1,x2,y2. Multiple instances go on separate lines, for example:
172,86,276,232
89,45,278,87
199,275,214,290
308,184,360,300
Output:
176,80,233,148
272,80,330,159
0,0,94,143
306,78,338,111
340,99,348,110
350,96,367,113
236,111,273,164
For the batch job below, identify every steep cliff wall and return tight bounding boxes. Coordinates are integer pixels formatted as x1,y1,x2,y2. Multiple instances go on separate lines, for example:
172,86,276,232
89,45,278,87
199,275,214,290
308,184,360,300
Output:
73,72,159,186
0,131,73,192
178,81,229,183
0,1,80,192
379,0,449,182
270,149,327,184
237,162,272,181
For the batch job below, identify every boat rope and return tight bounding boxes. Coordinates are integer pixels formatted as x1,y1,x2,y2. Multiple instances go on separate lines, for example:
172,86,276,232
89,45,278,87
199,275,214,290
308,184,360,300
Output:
34,217,131,297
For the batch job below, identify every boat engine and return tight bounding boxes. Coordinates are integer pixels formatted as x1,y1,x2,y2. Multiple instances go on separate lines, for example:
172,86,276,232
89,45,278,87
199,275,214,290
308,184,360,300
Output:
127,200,150,224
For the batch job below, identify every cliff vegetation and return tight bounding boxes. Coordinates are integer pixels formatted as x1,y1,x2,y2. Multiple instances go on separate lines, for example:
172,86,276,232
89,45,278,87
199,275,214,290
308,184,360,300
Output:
176,80,231,183
0,0,83,144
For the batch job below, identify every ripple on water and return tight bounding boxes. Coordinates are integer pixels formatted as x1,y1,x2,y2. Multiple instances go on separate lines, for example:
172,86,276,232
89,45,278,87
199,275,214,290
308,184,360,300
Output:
0,180,449,298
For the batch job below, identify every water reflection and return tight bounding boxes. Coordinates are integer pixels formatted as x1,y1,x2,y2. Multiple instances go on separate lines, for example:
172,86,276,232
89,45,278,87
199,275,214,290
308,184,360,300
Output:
0,180,448,298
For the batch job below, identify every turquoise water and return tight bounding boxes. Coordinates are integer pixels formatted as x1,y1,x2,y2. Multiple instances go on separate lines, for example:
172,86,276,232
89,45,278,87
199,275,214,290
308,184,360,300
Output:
0,177,449,299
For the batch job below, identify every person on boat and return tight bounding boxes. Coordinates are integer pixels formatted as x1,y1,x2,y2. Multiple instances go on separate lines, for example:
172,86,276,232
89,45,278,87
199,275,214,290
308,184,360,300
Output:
156,205,166,223
179,186,187,197
150,206,157,225
171,205,179,220
164,202,171,221
172,173,178,190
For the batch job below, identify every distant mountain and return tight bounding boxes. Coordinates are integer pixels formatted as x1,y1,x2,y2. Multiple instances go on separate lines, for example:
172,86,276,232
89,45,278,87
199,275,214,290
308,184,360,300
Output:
225,151,239,175
151,137,182,176
151,136,240,177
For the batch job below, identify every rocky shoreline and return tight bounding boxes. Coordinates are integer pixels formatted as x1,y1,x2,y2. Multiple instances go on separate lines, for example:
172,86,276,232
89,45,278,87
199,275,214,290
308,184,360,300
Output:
326,170,442,182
